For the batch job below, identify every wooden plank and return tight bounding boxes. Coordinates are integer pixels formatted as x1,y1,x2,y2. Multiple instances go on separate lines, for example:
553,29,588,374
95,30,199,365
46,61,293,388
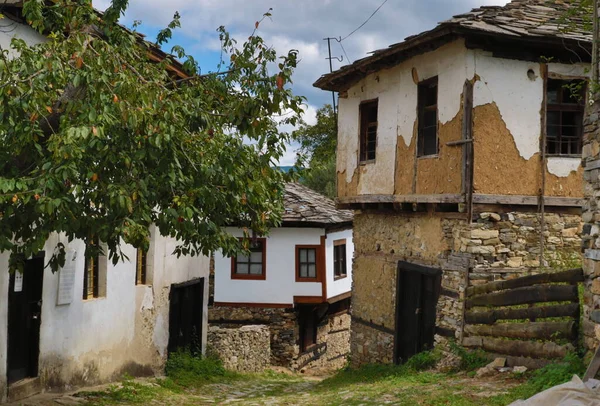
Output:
466,285,578,309
466,268,583,297
464,321,576,340
337,194,464,205
470,336,572,359
584,345,600,382
465,303,579,324
472,194,583,207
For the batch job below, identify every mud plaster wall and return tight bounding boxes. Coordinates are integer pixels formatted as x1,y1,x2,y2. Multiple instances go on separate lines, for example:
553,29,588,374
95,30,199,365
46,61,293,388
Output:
349,210,582,366
472,52,585,197
337,39,473,198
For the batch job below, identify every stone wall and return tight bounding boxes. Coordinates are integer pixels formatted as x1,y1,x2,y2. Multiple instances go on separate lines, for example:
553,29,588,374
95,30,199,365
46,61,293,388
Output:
209,306,296,366
582,97,600,352
350,209,582,366
207,325,270,373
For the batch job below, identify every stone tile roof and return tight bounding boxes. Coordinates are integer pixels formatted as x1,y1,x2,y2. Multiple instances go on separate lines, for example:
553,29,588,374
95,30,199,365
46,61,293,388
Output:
283,183,353,226
314,0,590,91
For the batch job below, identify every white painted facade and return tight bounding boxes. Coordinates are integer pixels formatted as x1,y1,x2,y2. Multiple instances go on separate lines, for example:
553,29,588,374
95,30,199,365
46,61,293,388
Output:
0,228,210,400
336,39,588,195
213,227,354,306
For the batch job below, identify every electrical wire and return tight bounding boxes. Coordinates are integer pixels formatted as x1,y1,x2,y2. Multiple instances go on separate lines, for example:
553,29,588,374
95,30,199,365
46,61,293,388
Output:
341,0,389,41
337,39,352,64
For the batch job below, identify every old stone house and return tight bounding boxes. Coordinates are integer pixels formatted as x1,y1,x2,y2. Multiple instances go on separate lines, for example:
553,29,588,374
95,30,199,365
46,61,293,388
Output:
0,7,209,403
210,183,354,371
314,0,589,366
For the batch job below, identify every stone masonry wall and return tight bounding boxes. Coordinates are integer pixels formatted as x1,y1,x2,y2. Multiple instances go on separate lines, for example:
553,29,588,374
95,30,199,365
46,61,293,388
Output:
207,325,270,373
351,210,582,366
209,306,296,366
582,97,600,353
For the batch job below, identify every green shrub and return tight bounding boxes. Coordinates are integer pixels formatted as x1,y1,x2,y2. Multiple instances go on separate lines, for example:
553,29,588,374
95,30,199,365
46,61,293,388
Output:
449,341,489,371
404,350,442,371
164,350,234,388
527,353,585,392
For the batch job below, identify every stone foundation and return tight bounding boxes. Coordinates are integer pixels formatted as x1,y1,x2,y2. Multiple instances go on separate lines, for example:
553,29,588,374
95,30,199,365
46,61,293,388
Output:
209,301,351,371
351,209,582,366
207,325,270,373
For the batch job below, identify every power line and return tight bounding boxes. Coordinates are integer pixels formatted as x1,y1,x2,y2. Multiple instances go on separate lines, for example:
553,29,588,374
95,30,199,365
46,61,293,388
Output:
341,0,389,41
337,39,352,64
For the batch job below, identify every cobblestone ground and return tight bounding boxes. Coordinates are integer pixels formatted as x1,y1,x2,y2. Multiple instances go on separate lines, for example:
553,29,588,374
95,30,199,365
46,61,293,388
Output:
6,371,527,406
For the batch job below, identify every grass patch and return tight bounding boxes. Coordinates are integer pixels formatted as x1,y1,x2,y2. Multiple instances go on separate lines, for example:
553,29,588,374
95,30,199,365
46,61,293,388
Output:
78,376,166,405
163,350,238,388
449,341,489,371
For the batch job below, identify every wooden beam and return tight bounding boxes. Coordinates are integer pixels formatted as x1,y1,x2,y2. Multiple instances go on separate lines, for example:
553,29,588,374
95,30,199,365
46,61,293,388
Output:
294,296,326,304
472,194,583,207
465,303,580,325
466,268,583,297
464,321,576,340
337,194,464,205
463,336,572,359
466,285,578,309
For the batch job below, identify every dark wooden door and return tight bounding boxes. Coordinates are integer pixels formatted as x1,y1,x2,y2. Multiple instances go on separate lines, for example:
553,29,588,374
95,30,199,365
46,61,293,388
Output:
394,261,441,364
168,278,204,354
7,255,44,384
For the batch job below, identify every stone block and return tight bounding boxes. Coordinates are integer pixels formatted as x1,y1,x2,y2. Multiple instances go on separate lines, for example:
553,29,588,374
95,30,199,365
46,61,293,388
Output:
470,229,499,240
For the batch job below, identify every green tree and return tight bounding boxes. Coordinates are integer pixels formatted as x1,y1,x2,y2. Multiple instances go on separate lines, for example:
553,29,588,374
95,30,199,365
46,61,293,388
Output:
292,104,337,198
0,0,304,272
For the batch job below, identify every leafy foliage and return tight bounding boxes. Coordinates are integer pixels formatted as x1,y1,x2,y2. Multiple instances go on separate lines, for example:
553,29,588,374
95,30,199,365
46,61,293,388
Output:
449,340,489,371
0,1,304,272
164,350,235,388
292,104,337,198
527,352,585,392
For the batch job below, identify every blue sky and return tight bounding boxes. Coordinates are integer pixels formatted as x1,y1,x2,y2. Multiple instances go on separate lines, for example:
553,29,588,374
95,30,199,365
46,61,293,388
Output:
95,0,510,164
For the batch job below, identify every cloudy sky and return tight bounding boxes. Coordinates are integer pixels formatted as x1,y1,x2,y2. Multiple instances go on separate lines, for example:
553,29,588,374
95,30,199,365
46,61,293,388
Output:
95,0,510,164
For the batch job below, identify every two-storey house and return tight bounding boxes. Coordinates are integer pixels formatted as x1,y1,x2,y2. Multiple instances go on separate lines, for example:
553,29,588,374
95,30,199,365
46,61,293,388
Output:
314,0,589,366
210,183,354,370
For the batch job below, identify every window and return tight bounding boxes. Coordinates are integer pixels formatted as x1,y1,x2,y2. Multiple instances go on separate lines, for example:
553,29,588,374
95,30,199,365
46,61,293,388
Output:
299,307,318,352
296,246,320,281
333,239,347,279
546,79,586,156
136,249,147,285
359,99,378,162
83,238,99,300
231,238,266,280
418,77,439,157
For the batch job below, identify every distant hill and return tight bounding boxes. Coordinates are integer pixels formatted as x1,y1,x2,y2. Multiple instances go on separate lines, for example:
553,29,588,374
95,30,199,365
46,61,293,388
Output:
277,166,296,173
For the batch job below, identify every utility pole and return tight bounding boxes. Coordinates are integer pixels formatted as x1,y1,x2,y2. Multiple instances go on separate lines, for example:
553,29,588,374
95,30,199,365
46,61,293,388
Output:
323,37,343,116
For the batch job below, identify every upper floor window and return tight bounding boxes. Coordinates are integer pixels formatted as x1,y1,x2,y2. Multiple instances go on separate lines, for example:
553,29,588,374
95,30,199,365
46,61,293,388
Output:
546,79,586,156
231,238,266,280
83,237,106,300
333,239,347,280
359,99,378,163
136,249,147,285
296,245,320,281
418,77,439,157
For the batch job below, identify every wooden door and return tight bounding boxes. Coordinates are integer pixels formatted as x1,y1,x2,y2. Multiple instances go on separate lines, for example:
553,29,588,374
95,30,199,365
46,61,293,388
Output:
394,261,441,364
168,278,204,354
7,255,44,384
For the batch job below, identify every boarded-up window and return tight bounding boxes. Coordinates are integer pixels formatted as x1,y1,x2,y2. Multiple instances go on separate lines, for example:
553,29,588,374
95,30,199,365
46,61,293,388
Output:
334,239,347,279
136,249,147,285
231,238,266,280
546,79,586,156
418,77,438,157
83,238,99,300
359,99,378,162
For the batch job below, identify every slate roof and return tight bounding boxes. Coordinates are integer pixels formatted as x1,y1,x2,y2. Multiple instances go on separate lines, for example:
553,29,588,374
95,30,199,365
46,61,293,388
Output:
314,0,590,91
283,183,353,226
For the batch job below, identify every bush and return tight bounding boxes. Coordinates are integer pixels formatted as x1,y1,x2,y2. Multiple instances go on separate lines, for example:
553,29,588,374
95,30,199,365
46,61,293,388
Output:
404,350,442,371
164,350,233,388
527,353,585,392
449,341,489,371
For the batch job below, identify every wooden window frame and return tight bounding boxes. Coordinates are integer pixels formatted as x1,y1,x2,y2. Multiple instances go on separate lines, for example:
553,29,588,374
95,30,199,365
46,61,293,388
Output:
417,77,439,158
296,245,322,283
135,249,147,285
545,78,586,157
333,239,347,280
231,238,267,281
359,99,378,164
83,238,100,300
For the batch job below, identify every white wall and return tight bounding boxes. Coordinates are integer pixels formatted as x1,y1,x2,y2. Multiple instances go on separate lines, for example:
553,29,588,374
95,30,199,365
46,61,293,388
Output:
0,19,46,58
325,229,354,300
0,230,209,393
214,228,326,305
337,39,475,195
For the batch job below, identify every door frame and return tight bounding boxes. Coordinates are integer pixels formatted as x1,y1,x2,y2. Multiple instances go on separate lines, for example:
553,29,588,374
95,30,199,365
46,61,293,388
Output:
393,261,442,365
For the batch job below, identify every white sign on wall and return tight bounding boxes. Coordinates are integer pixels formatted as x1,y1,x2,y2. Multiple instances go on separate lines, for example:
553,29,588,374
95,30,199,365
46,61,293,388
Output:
13,272,23,292
57,249,77,306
